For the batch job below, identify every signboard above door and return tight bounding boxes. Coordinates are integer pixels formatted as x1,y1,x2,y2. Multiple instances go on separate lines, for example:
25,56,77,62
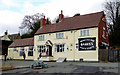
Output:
78,37,96,50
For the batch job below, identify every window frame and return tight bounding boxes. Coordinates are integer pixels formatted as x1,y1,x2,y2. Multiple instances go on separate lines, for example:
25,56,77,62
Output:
37,45,46,53
13,47,17,51
38,35,45,41
28,46,33,56
80,30,89,36
54,43,65,53
56,33,64,39
20,47,24,56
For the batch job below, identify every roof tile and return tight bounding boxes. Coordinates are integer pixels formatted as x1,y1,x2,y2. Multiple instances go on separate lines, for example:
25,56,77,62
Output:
35,11,104,35
9,37,34,47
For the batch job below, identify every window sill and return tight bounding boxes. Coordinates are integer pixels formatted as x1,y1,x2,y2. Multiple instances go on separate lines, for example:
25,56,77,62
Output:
38,40,45,41
54,52,65,53
80,35,89,37
56,38,65,39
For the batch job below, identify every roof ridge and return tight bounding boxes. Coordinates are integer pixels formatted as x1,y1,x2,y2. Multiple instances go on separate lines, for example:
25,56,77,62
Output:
81,11,104,16
64,11,104,19
56,11,103,22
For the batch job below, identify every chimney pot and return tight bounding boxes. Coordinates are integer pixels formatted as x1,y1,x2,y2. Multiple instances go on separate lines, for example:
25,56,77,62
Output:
44,16,45,19
5,30,8,35
40,16,46,27
61,10,63,14
59,10,64,22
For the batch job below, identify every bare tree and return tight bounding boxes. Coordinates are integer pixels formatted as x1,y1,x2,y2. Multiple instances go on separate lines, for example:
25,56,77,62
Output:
19,13,44,34
104,0,120,30
104,0,120,47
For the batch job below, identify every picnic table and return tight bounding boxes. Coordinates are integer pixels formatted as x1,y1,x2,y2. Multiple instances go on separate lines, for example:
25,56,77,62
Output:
30,60,47,69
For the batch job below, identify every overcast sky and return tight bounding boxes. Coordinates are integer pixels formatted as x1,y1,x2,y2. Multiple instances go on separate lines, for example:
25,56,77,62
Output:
0,0,106,36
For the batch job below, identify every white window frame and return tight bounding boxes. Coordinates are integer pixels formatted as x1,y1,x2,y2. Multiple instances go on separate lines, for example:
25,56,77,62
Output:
28,46,33,56
80,30,89,36
54,43,65,52
38,35,45,41
37,45,46,53
20,47,24,56
56,33,64,39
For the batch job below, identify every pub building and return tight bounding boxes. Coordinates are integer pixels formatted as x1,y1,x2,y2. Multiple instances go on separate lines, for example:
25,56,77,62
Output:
8,10,109,62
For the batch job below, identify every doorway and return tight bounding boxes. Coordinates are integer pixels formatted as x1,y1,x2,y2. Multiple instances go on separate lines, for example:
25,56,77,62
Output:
49,45,52,56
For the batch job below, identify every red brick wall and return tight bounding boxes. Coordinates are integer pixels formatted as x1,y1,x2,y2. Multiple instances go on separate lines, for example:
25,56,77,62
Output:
98,15,109,46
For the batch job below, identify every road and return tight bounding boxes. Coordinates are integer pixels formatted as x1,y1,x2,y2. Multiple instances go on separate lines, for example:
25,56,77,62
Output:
1,61,120,75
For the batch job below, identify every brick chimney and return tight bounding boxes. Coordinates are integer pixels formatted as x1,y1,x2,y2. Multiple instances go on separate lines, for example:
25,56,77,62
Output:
59,10,64,22
5,30,8,35
40,16,46,27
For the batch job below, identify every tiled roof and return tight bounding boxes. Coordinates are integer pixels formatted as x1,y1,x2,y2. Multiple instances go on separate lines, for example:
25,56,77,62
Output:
9,37,34,47
35,11,104,35
8,33,21,41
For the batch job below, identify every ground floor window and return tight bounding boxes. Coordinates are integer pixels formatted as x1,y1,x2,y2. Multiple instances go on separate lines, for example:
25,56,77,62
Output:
20,47,24,56
37,45,46,52
55,44,65,52
28,46,33,56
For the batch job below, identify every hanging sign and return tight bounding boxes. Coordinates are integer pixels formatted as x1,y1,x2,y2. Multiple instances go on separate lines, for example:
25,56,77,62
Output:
78,37,96,50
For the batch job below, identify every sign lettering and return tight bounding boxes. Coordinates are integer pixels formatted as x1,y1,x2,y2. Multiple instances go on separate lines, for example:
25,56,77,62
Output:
78,37,96,50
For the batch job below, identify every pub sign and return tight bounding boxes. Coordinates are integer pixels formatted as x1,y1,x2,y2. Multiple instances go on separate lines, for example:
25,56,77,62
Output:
78,37,96,50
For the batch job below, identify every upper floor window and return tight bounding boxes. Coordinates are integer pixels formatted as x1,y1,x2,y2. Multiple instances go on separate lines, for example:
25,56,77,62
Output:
55,44,65,52
37,45,46,53
13,47,17,51
20,47,24,56
38,35,45,41
80,30,89,36
28,46,33,56
56,33,64,39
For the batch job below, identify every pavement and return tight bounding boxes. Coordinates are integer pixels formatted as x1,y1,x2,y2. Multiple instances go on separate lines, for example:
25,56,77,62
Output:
0,60,120,74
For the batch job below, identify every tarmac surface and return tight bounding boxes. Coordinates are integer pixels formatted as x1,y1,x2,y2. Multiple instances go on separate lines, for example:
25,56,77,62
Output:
1,60,120,75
